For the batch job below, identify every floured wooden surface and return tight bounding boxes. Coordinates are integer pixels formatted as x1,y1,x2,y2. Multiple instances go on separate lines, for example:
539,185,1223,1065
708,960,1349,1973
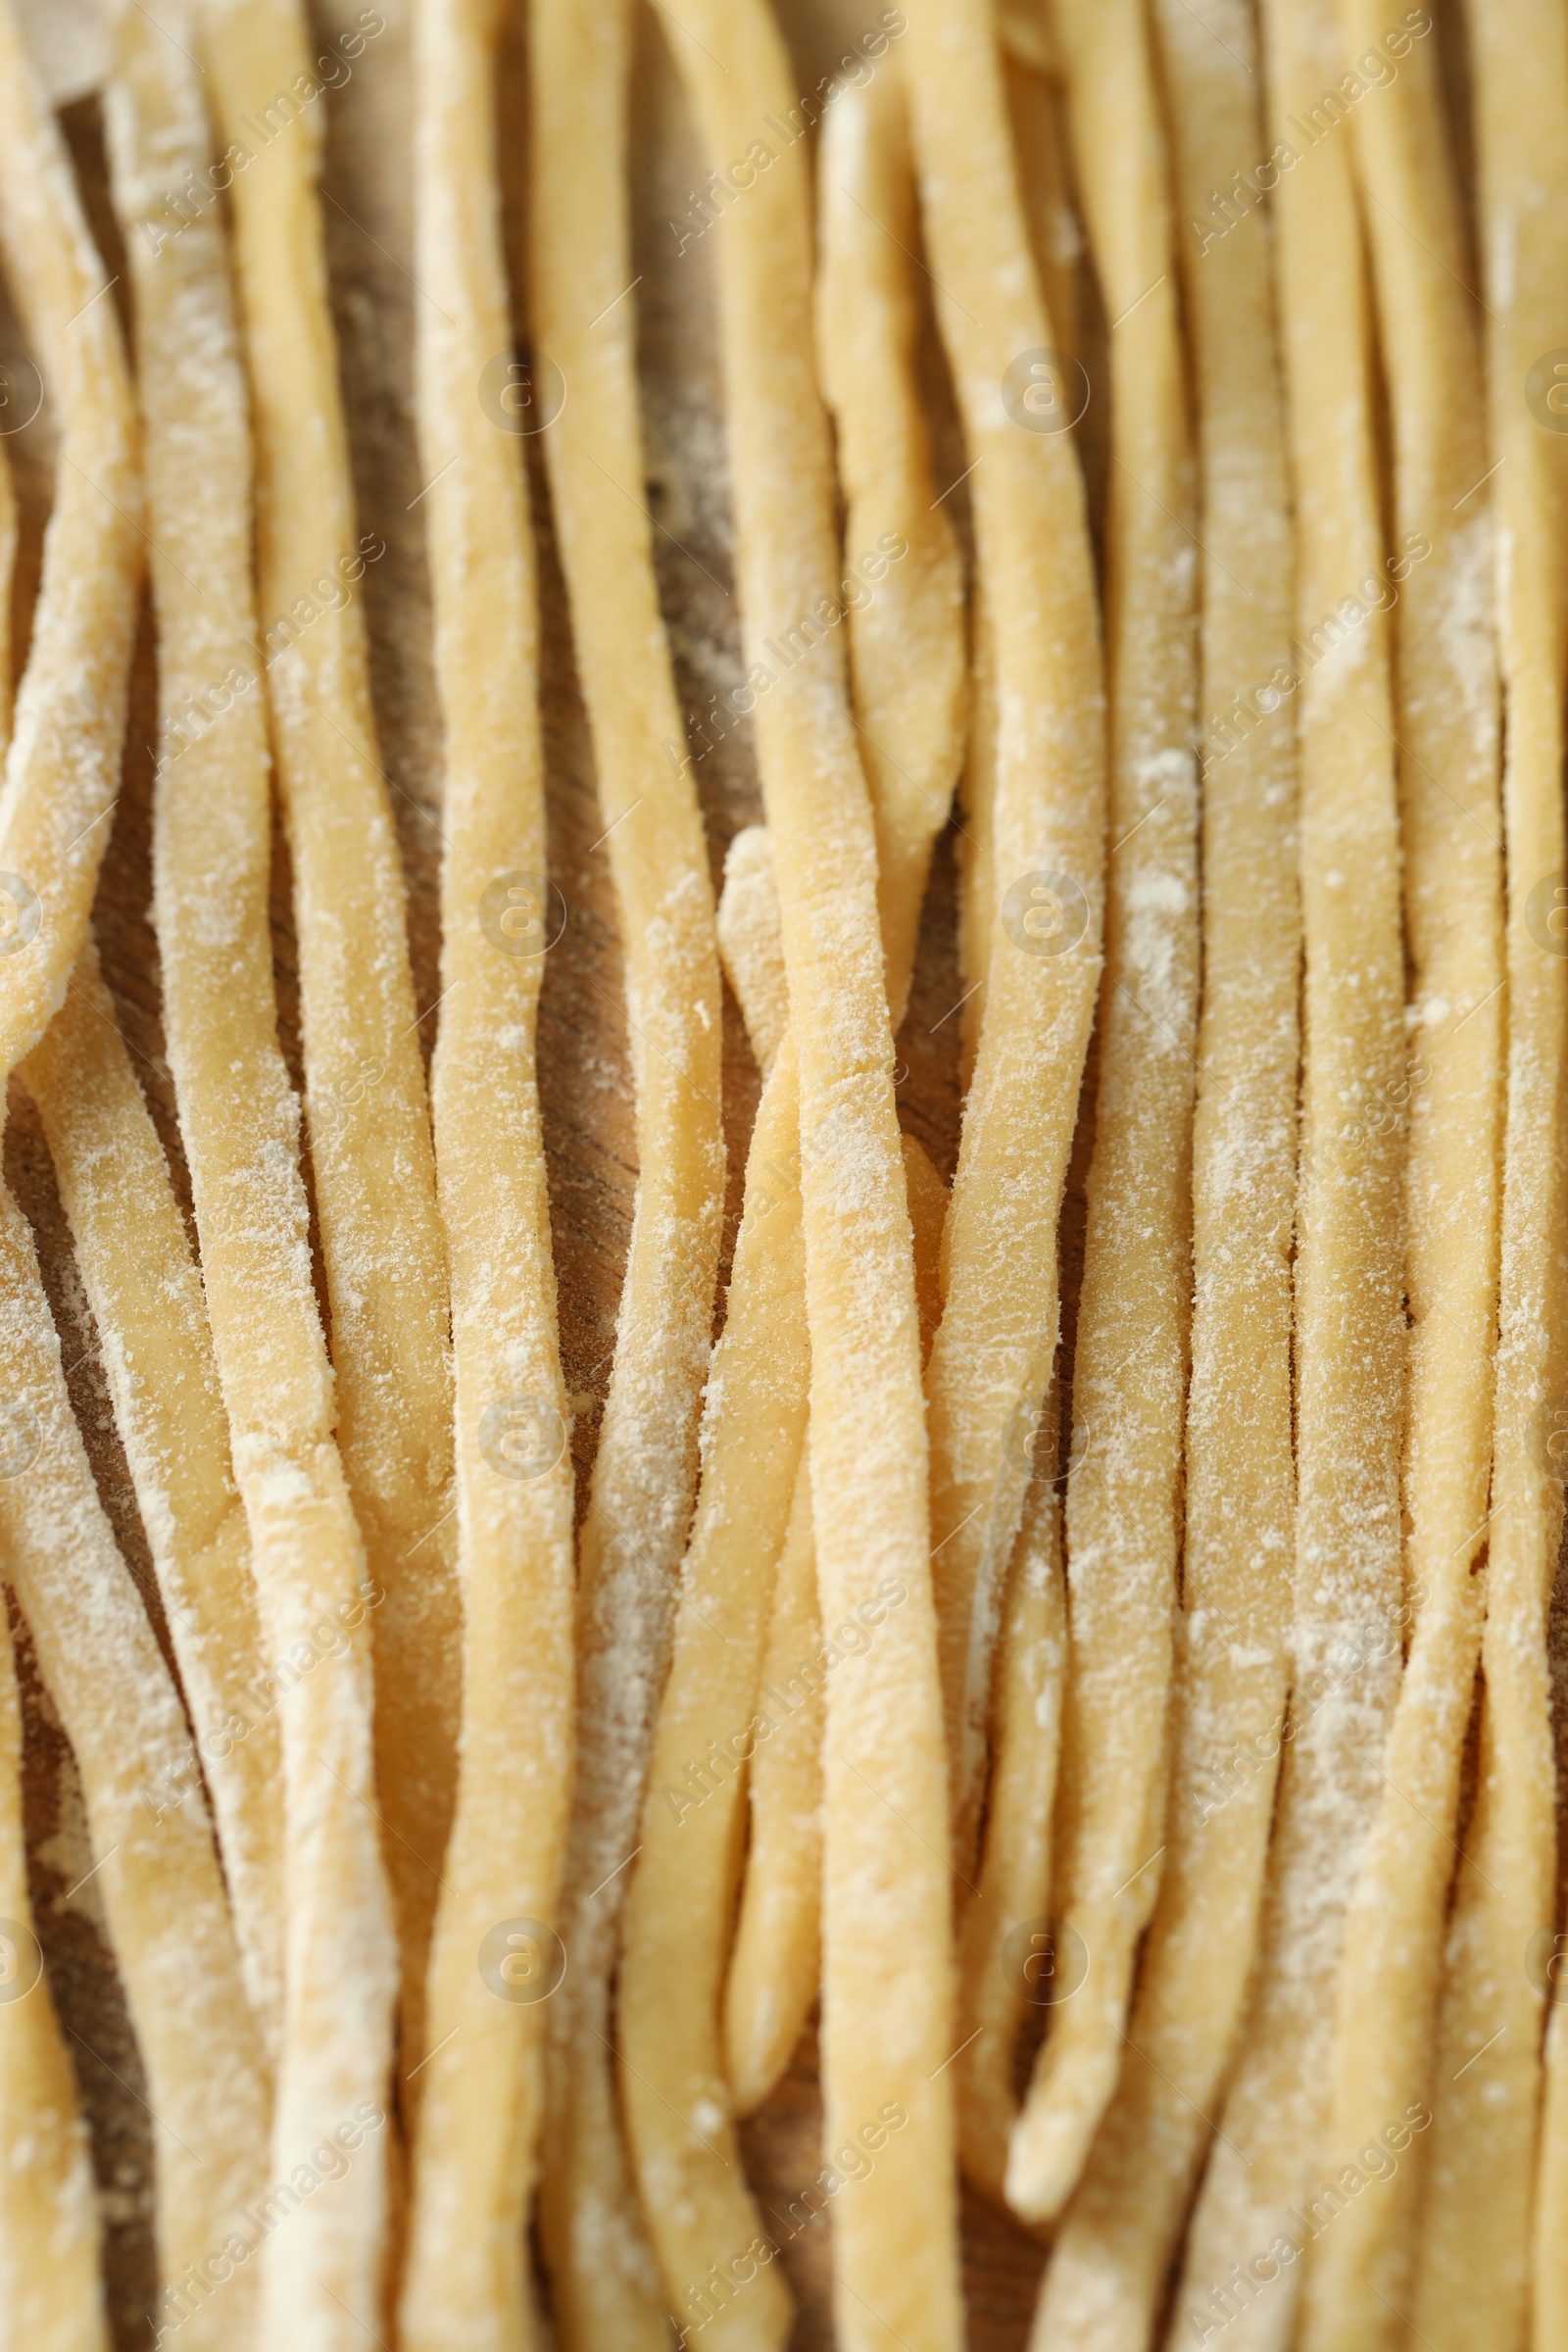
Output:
2,0,1047,2340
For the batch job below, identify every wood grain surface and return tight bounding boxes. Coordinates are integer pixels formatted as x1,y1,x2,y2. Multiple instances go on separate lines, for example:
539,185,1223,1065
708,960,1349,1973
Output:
1,0,1055,2340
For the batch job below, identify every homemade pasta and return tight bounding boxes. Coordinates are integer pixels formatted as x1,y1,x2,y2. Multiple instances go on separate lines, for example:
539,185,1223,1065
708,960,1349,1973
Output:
1301,7,1503,2342
717,57,964,2132
1168,0,1407,2335
529,0,726,2337
6,0,1565,2343
903,0,1105,1881
1029,0,1300,2329
1412,5,1568,2347
1005,0,1198,2225
399,1,576,2344
656,8,961,2344
202,0,462,2077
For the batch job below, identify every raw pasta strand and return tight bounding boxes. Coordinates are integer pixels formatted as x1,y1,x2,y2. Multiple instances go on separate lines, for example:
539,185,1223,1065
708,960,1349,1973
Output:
620,770,943,2334
813,68,966,1030
1298,4,1503,2341
1412,5,1568,2345
1027,0,1299,2328
902,0,1106,1873
954,1447,1067,2216
715,1135,949,2127
721,1430,824,2121
0,11,270,2337
0,0,138,1068
716,812,953,2126
0,1597,105,2352
24,942,286,2055
0,1177,270,2352
398,0,576,2340
0,436,103,2352
527,0,725,2338
620,1039,808,2352
1165,0,1407,2334
1005,0,1199,2224
107,12,398,2338
715,826,790,1078
719,1132,951,2123
201,0,462,2055
655,6,960,2344
718,59,965,2130
957,22,1079,1089
1002,22,1080,383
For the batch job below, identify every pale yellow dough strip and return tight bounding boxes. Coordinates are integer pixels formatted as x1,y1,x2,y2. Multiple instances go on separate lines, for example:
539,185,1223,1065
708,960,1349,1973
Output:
719,1129,952,2122
721,1444,825,2122
0,1180,270,2352
719,1130,952,2107
1029,0,1299,2331
955,1460,1067,2214
0,1598,105,2352
948,62,1083,2181
201,0,462,2052
1298,6,1503,2343
619,766,953,2343
1165,0,1407,2334
105,13,397,2338
649,9,960,2346
527,1,726,2341
1004,0,1198,2224
0,0,138,1065
715,817,954,2119
0,386,104,2352
24,943,286,2053
902,0,1105,1874
0,14,268,2339
621,1037,808,2352
1415,6,1568,2347
0,435,102,2346
621,1099,951,2346
397,0,577,2341
813,70,967,1027
714,827,790,1078
959,17,1080,1093
717,60,965,2128
1001,12,1079,382
617,57,961,2340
